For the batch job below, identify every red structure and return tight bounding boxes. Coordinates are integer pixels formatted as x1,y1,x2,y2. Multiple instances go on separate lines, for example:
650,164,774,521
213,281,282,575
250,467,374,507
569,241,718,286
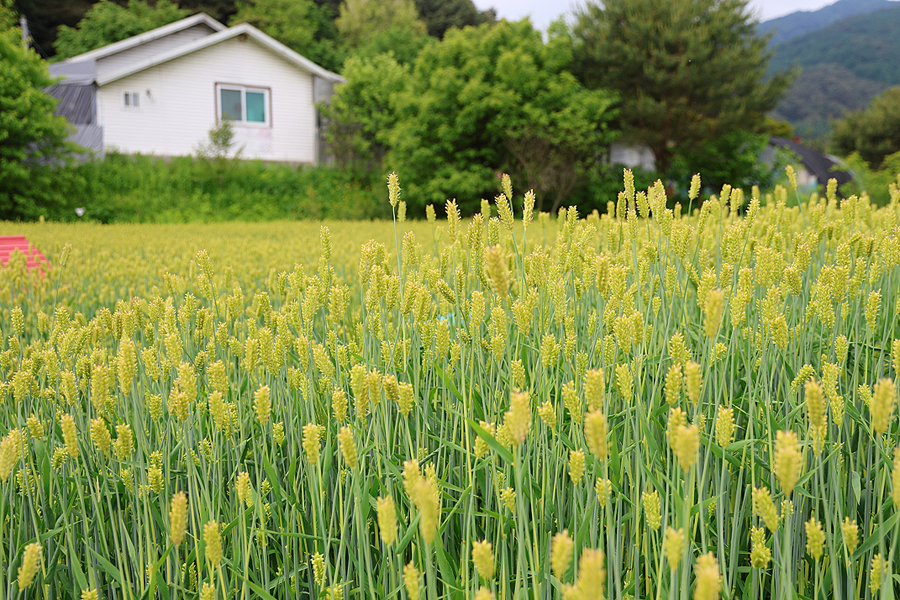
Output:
0,236,48,271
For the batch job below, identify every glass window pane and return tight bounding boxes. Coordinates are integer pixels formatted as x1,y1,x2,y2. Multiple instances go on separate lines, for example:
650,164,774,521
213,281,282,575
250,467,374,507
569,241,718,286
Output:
246,92,265,123
132,92,140,108
221,89,242,121
123,93,130,106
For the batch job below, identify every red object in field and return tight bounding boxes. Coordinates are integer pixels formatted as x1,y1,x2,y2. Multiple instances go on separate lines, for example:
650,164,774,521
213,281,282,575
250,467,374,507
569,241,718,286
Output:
0,236,48,272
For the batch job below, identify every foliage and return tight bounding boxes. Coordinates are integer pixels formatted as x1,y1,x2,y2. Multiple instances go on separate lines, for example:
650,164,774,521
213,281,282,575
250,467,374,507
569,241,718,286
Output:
670,130,782,195
45,153,388,222
230,0,342,73
772,64,886,145
319,53,408,169
194,120,237,160
838,150,900,206
1,173,900,599
53,0,188,59
570,0,792,180
830,86,900,171
413,0,495,39
387,19,618,214
336,0,429,65
0,18,77,220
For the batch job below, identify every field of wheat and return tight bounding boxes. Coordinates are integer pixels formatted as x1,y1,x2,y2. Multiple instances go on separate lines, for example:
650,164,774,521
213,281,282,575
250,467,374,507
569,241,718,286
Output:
0,170,899,600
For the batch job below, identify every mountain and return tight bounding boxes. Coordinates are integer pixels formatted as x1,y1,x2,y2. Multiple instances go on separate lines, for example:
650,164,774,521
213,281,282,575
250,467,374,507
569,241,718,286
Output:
758,0,897,46
766,4,900,143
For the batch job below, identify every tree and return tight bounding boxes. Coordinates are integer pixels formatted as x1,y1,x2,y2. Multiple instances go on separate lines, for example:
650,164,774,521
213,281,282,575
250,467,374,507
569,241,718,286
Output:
231,0,342,72
830,86,900,170
319,53,408,169
387,19,618,213
570,0,791,180
54,0,188,59
1,2,78,219
336,0,429,65
413,0,495,39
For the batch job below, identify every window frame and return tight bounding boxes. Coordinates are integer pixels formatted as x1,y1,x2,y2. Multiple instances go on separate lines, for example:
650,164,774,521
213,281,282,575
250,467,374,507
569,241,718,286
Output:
215,83,271,128
122,91,141,108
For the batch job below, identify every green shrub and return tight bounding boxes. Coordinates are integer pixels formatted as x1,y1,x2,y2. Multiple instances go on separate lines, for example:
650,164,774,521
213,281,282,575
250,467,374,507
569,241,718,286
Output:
40,154,388,223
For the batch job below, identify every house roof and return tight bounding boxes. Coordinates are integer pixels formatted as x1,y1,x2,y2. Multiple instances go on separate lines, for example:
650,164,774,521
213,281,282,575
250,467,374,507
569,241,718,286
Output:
96,22,345,86
768,136,853,188
64,13,227,64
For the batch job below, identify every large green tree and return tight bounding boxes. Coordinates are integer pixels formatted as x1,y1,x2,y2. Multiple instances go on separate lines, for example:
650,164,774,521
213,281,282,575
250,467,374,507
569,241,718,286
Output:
830,86,900,170
570,0,791,181
319,53,408,169
413,0,494,39
387,19,618,213
1,1,77,219
231,0,342,72
54,0,187,59
336,0,429,65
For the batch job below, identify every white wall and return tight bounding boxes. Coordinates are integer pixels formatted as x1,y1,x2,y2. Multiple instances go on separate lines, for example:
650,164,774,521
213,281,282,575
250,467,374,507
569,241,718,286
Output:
98,35,317,164
95,24,218,80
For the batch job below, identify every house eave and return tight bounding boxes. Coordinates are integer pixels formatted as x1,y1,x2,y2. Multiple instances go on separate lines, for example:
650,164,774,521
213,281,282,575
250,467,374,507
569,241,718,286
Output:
95,23,345,87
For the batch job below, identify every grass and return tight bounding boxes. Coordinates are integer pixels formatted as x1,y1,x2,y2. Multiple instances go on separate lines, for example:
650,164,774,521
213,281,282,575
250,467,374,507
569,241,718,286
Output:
0,171,898,599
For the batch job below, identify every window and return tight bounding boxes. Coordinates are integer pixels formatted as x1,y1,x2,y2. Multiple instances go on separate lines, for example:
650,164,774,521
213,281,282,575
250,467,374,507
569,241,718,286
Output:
217,84,269,126
123,91,140,108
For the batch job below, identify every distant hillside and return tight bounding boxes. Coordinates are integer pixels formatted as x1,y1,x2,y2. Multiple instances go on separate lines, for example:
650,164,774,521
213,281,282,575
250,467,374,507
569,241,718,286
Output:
771,64,887,141
767,4,900,144
758,0,896,46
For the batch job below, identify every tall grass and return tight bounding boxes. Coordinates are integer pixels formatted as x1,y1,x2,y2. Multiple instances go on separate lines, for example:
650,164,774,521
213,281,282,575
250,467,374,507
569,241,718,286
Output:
0,171,898,599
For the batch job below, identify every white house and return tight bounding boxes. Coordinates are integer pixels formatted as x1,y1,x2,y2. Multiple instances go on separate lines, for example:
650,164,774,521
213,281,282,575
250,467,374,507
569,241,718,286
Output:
47,14,344,164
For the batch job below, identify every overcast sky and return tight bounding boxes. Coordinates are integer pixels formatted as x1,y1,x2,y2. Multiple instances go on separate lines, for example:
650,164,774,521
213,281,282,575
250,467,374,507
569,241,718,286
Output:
471,0,899,32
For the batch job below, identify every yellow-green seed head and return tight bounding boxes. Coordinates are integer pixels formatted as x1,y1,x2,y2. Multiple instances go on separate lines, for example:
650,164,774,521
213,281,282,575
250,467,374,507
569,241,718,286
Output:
387,172,400,208
715,407,734,448
870,554,885,593
585,368,605,410
61,414,78,458
805,379,827,431
663,527,685,570
671,424,700,472
505,391,532,446
254,386,271,426
684,361,702,405
551,530,574,582
568,450,585,484
842,517,859,557
302,423,321,464
643,489,661,530
312,552,325,587
749,527,770,569
472,540,495,581
665,363,682,406
805,517,825,560
337,426,358,469
693,553,720,600
90,417,112,457
236,471,253,508
169,491,188,545
485,245,509,300
376,496,397,546
115,423,133,461
703,289,725,339
538,401,557,431
584,410,609,461
17,542,41,589
774,430,801,496
403,562,420,600
689,174,701,201
872,378,897,435
203,521,222,568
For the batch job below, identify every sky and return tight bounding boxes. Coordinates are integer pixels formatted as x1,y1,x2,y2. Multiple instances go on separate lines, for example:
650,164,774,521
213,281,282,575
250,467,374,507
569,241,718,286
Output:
471,0,898,32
